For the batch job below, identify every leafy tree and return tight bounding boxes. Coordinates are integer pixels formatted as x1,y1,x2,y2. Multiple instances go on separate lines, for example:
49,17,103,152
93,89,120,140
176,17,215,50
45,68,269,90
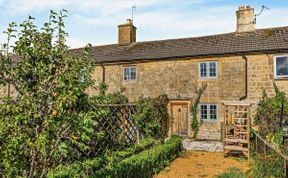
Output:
0,10,100,177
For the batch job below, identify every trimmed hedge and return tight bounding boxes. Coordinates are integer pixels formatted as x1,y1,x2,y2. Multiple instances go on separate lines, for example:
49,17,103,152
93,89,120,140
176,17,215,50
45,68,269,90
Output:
94,135,182,178
48,136,182,178
47,138,155,178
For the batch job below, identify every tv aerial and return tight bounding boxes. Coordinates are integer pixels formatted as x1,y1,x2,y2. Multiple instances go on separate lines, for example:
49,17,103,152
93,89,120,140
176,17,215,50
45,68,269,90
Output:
132,5,136,22
254,5,270,24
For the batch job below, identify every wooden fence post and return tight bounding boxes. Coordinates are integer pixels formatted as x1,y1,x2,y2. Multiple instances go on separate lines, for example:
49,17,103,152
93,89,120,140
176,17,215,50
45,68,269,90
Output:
121,106,126,142
136,129,140,144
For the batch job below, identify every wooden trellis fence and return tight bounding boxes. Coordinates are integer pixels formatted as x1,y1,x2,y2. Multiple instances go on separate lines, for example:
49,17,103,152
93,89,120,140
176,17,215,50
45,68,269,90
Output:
93,104,139,153
223,102,251,159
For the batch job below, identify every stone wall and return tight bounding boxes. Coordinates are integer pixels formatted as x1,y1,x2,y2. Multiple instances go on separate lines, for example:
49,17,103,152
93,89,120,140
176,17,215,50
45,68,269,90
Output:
88,53,288,140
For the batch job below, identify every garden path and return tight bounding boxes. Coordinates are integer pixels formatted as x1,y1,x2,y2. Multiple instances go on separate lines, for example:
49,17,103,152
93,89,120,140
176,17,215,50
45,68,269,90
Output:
155,151,250,178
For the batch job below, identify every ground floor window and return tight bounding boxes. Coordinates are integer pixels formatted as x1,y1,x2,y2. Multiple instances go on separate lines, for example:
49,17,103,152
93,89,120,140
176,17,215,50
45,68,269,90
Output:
200,104,218,121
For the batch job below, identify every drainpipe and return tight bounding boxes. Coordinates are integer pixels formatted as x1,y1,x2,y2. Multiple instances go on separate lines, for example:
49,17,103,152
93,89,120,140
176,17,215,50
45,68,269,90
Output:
239,55,248,101
101,63,105,83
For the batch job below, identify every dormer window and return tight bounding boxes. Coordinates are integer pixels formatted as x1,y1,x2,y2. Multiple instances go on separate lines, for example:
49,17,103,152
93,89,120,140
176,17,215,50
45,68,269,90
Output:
274,56,288,79
123,66,136,81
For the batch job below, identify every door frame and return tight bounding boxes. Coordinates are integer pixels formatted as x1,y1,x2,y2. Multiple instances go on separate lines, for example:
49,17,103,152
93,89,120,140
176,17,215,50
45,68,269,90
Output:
168,100,191,137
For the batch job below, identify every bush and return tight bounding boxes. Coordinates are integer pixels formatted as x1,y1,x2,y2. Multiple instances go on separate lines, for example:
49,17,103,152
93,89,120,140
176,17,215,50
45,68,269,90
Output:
47,138,155,177
251,154,284,178
255,84,288,138
134,94,169,139
95,135,182,178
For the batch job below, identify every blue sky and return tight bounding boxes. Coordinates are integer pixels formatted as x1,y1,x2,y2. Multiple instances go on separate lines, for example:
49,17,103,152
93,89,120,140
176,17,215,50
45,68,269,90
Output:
0,0,288,48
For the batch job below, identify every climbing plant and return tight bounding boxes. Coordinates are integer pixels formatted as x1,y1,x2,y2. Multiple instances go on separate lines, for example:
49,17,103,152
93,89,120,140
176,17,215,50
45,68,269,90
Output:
134,94,169,139
191,84,207,138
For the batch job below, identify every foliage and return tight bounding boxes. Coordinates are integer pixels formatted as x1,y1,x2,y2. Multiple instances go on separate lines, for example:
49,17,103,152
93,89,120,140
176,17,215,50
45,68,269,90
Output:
134,94,169,139
255,82,288,143
191,84,207,138
217,167,245,178
251,154,284,178
94,135,182,178
90,82,128,104
0,11,103,177
47,138,156,177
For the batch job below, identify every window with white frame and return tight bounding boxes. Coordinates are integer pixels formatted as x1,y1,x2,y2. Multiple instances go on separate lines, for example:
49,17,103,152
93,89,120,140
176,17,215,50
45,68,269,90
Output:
199,61,218,79
200,104,218,121
274,56,288,78
123,66,136,81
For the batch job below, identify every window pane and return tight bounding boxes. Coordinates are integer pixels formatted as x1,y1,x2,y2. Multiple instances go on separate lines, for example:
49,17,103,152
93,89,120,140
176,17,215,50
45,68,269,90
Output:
130,67,136,80
201,105,208,119
200,63,207,77
124,68,130,80
210,105,217,120
209,62,217,77
276,57,288,76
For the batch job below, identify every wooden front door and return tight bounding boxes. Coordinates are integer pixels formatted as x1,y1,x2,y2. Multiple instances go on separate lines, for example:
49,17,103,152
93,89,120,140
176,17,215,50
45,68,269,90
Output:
171,103,188,136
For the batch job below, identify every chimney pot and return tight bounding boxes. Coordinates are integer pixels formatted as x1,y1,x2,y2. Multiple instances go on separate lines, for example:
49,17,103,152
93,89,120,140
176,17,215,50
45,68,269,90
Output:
239,6,245,10
126,18,133,24
246,5,250,9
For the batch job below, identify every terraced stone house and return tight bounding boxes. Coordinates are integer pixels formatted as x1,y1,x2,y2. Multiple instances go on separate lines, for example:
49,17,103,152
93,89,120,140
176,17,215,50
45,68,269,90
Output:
4,5,288,140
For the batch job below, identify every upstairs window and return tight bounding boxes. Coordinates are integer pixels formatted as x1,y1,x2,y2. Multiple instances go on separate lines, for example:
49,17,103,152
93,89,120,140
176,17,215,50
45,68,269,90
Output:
200,104,218,121
123,66,136,81
199,61,218,79
274,56,288,79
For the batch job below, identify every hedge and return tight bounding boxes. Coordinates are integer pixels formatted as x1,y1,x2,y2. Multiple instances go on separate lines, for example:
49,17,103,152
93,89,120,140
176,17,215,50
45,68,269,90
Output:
94,135,182,178
47,138,155,178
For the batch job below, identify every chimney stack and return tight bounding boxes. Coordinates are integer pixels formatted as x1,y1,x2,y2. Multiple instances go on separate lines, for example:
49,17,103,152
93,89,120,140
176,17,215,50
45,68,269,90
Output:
118,18,137,45
236,5,255,33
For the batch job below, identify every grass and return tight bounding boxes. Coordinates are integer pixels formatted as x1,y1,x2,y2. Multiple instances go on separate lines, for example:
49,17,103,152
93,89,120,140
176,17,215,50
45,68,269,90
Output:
217,167,246,178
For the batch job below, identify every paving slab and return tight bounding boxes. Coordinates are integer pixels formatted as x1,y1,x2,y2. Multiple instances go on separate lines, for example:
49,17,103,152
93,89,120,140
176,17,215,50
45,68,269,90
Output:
183,138,223,152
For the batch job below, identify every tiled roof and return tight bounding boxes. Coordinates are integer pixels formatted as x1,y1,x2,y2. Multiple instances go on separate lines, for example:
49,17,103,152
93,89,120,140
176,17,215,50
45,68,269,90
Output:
71,26,288,63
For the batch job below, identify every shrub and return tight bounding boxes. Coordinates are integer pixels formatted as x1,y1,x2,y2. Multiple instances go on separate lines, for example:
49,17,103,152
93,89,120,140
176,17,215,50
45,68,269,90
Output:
134,94,169,139
47,138,155,177
95,135,182,178
255,84,288,138
251,154,284,178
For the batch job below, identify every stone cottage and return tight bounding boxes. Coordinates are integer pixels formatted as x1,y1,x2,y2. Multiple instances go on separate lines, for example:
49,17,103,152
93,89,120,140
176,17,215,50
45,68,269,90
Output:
5,5,288,140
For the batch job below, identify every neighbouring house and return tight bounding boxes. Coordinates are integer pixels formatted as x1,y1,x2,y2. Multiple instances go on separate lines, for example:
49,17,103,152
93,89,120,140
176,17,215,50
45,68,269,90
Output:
3,5,288,140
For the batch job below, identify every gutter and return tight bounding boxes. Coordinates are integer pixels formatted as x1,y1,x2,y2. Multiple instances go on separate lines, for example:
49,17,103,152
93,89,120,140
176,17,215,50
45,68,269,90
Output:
239,55,248,101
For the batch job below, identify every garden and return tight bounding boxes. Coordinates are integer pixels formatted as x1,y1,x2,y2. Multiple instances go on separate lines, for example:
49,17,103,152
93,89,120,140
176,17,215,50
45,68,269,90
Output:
0,11,182,177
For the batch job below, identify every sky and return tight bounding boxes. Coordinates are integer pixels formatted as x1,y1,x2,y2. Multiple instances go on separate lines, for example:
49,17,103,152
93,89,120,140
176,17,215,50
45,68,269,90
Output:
0,0,288,49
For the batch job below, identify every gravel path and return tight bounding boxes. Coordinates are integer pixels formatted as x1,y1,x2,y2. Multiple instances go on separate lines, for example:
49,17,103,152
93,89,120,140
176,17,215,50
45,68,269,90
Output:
155,151,249,178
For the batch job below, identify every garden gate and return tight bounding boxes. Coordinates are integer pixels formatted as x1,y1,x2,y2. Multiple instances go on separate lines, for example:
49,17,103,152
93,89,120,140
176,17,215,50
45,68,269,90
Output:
223,102,251,159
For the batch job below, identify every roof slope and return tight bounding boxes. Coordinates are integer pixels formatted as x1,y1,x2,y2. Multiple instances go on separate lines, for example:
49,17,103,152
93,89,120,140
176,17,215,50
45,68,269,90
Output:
70,26,288,63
